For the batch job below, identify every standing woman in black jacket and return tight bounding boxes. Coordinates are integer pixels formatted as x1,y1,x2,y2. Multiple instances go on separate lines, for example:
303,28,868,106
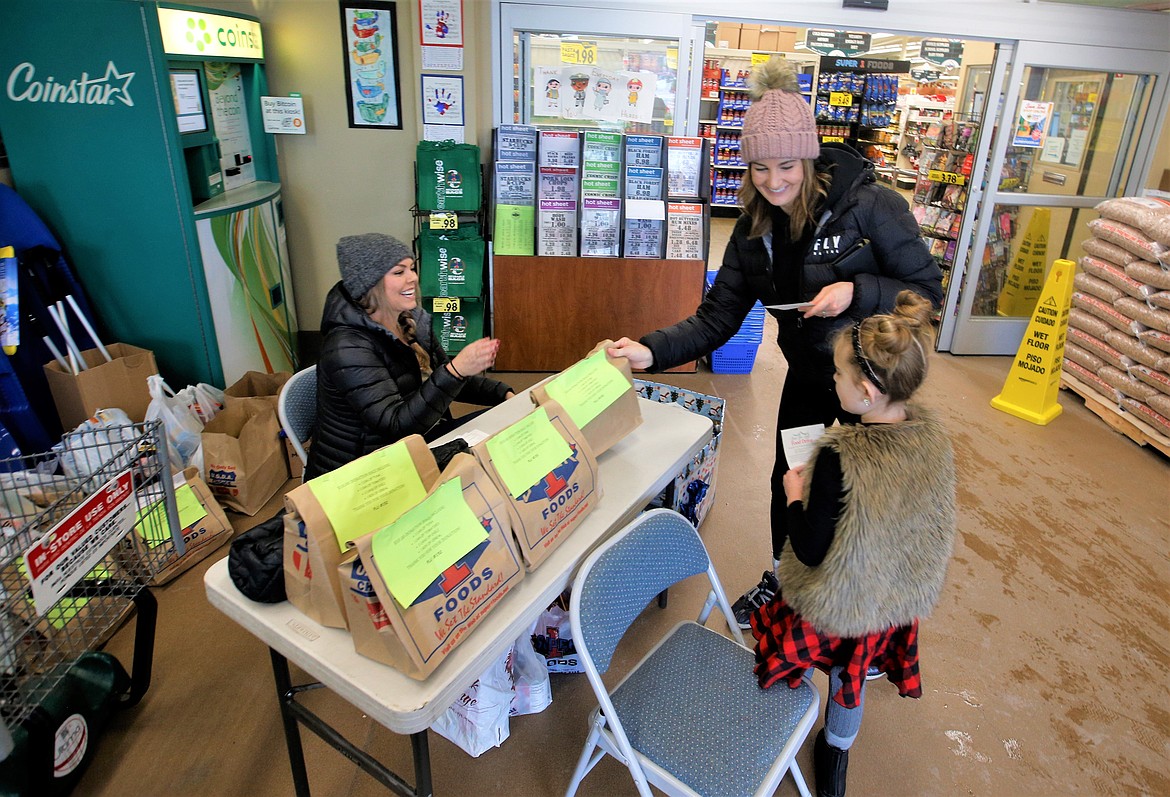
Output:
608,58,943,626
305,233,513,480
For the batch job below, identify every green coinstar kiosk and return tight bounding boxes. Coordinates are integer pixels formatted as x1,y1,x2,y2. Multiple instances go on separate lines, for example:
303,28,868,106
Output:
0,1,297,386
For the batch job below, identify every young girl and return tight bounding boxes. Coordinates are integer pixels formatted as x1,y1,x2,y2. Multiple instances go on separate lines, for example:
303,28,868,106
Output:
750,290,957,797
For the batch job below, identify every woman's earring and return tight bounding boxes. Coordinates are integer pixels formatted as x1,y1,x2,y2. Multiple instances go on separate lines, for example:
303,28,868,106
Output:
863,398,871,407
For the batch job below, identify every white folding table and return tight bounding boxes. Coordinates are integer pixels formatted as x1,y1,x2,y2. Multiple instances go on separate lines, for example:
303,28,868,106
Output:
204,392,713,797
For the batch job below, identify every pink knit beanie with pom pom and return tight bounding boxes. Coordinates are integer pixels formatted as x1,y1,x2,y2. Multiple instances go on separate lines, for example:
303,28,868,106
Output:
740,58,820,164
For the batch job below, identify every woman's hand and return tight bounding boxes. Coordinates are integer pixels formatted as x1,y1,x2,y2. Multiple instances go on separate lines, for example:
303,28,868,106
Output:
802,282,855,319
607,337,654,370
449,338,500,378
782,465,806,504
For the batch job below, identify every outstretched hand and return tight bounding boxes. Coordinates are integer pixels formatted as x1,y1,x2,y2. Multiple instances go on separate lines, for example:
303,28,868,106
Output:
450,338,500,378
606,337,653,370
802,281,855,319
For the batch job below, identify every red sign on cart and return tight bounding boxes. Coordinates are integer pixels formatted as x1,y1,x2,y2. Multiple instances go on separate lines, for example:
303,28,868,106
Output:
23,470,135,614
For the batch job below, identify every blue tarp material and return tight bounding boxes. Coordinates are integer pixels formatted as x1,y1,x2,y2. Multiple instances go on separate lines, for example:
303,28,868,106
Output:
0,183,104,451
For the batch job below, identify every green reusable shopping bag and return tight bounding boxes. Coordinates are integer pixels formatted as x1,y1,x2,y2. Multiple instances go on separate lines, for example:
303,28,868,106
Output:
417,227,485,298
416,140,482,212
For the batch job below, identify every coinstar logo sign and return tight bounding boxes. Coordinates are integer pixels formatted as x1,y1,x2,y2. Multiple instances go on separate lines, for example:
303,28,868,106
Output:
6,61,135,106
157,8,264,59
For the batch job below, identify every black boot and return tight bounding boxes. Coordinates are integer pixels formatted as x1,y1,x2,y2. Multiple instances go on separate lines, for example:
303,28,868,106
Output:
813,729,849,797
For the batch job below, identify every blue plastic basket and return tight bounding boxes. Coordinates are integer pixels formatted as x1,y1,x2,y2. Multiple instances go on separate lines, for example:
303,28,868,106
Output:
710,341,759,374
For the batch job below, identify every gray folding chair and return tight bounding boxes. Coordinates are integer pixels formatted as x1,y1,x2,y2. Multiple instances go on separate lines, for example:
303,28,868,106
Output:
277,364,316,470
565,509,819,797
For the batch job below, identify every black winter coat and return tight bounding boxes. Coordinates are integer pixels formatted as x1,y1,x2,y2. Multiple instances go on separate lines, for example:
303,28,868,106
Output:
642,144,942,374
304,282,512,480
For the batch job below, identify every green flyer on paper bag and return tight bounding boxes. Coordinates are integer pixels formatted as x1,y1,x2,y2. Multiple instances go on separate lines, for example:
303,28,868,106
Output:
485,407,572,498
308,442,428,552
371,479,489,609
544,349,630,429
135,483,208,547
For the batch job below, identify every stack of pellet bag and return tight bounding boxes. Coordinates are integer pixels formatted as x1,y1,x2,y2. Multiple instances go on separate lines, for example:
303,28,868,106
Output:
1066,196,1170,439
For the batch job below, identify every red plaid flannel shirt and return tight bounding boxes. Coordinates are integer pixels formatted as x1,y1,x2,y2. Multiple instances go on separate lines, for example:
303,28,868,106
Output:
749,594,922,709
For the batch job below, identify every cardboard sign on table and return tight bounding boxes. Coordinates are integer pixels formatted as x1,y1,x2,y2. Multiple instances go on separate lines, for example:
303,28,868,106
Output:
528,340,642,457
283,435,439,629
345,453,525,679
471,400,600,571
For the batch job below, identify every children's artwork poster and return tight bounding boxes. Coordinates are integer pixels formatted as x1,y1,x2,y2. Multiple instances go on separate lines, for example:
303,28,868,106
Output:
534,67,656,124
341,2,403,129
534,66,563,118
421,74,464,126
419,0,463,47
618,70,657,123
1013,100,1052,149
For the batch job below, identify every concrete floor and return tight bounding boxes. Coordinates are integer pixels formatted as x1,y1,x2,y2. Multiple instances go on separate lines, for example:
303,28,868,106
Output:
78,220,1169,796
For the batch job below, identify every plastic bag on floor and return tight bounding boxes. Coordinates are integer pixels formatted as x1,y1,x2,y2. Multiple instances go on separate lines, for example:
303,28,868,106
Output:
430,645,513,757
145,375,205,472
510,623,552,716
55,408,137,480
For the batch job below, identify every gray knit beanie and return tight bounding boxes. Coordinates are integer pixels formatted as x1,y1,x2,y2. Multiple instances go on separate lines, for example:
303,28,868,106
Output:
337,233,414,298
740,58,820,164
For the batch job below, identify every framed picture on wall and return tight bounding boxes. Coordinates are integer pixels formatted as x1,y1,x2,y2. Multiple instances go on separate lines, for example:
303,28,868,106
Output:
340,1,403,129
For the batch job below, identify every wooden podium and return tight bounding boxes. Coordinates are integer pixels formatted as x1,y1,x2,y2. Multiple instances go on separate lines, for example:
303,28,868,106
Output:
491,255,707,372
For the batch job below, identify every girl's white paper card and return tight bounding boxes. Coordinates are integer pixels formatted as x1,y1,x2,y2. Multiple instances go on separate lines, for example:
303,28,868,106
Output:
781,424,825,468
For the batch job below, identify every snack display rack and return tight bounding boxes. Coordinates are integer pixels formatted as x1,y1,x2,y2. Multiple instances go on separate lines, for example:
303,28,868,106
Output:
0,420,178,782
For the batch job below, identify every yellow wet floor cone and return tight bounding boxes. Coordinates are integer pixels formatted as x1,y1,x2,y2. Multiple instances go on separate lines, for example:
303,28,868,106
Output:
990,258,1076,425
997,208,1051,317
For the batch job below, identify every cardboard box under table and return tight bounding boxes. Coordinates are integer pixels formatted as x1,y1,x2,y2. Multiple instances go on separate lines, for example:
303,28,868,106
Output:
635,379,724,527
43,343,158,430
203,389,714,795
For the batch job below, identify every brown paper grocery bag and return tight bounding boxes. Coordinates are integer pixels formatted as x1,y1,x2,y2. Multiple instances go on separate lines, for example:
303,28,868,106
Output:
141,467,233,585
352,453,525,679
283,435,439,629
202,399,288,515
529,340,642,457
224,370,292,410
472,400,601,571
43,343,158,429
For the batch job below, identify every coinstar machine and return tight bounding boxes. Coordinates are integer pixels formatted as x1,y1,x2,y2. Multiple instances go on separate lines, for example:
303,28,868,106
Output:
0,1,297,386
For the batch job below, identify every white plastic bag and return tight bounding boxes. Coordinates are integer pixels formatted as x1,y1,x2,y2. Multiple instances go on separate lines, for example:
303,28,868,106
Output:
510,624,553,716
430,645,514,757
145,375,204,471
182,382,225,425
55,408,137,480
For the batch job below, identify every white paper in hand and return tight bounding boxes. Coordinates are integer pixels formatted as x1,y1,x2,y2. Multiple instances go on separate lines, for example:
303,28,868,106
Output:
781,424,825,468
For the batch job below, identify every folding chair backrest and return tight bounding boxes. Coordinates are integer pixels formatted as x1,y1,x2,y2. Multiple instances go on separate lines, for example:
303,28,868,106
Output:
574,509,710,673
278,365,317,467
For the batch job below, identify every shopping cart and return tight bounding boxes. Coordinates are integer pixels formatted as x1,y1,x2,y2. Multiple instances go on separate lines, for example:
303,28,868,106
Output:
0,419,179,794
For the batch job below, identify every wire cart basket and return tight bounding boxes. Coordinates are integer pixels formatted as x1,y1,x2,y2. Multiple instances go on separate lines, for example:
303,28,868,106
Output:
0,418,180,792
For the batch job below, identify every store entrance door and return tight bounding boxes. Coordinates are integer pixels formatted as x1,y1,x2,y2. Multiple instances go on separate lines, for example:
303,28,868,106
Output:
947,41,1167,355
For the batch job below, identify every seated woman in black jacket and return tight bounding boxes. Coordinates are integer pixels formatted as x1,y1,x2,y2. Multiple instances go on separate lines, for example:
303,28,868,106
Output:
305,233,513,480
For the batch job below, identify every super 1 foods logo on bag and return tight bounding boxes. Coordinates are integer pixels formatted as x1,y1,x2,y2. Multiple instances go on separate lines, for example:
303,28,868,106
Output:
414,537,501,624
520,445,587,527
6,61,135,106
437,248,465,285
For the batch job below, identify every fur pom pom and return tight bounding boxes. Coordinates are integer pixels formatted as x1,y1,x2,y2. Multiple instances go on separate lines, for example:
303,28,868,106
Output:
747,57,800,101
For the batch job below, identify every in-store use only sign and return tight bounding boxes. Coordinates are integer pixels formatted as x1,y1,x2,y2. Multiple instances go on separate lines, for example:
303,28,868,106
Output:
23,470,136,614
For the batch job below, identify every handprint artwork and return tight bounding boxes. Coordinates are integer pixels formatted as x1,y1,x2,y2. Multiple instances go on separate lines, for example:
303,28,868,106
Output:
425,10,450,39
430,87,455,116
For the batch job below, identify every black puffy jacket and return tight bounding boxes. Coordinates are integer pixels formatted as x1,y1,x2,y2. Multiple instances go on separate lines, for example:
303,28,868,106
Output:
304,282,512,480
642,144,942,373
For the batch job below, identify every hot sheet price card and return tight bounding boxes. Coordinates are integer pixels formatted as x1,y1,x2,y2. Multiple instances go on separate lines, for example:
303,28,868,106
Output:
23,470,136,614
